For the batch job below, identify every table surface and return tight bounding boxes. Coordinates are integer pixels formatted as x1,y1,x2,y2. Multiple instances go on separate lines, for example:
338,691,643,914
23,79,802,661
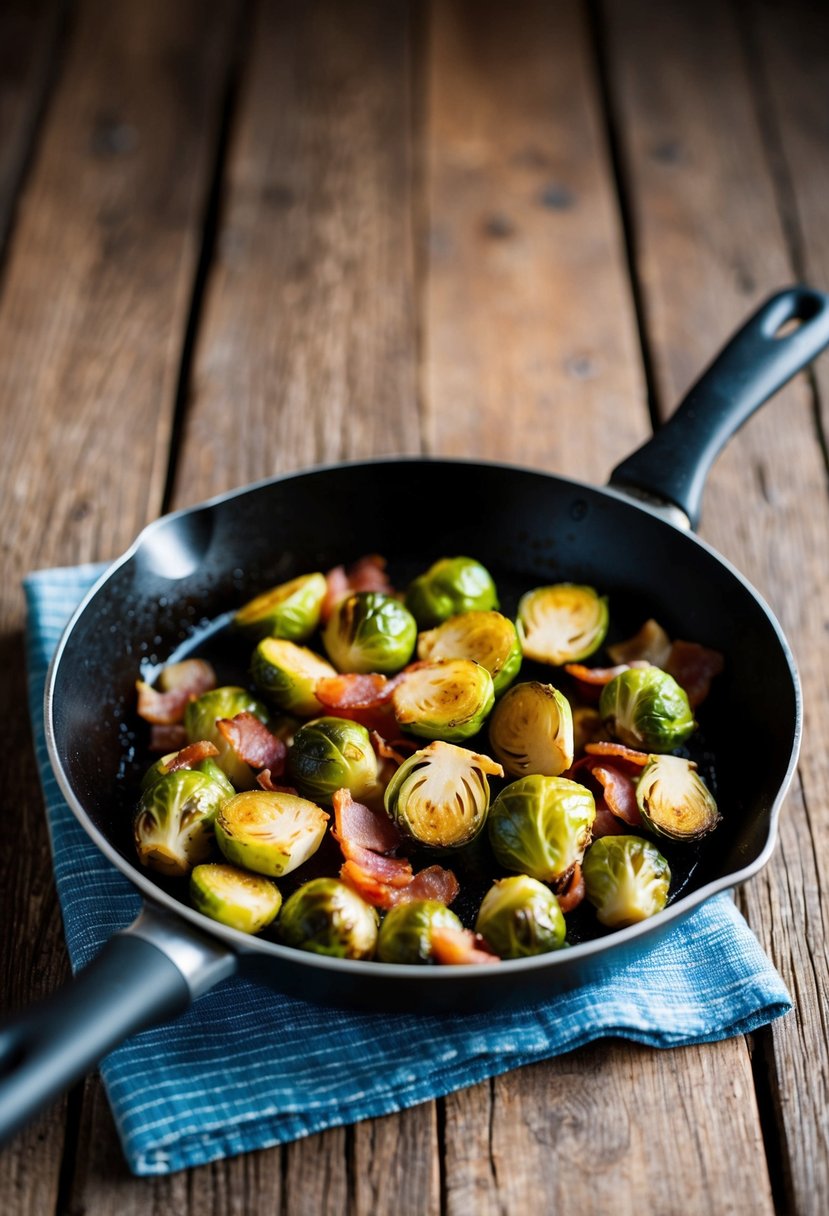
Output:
2,1,828,1212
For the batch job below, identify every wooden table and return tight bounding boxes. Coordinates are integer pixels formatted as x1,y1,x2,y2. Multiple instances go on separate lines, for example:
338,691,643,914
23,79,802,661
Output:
2,1,827,1212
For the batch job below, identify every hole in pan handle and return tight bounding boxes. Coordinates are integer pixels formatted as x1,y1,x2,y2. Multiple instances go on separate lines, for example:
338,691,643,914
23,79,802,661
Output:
608,285,829,529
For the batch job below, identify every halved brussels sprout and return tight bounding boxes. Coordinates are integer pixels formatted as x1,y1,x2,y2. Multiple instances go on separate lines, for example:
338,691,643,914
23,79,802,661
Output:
251,637,336,718
376,899,463,964
190,863,282,934
141,752,236,799
636,754,721,841
234,572,327,641
417,610,522,696
405,557,499,629
488,680,574,777
488,774,595,883
516,583,608,665
599,666,695,752
279,877,379,959
582,835,671,928
391,658,495,743
184,686,270,788
475,875,566,958
215,789,329,877
134,769,230,877
323,591,417,675
286,716,381,806
384,740,503,848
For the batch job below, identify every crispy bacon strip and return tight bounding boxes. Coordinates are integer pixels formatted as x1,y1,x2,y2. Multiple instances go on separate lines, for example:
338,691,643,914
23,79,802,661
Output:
216,713,286,774
370,731,420,767
584,741,651,767
591,803,627,839
607,619,672,667
666,640,724,709
393,865,459,906
164,740,219,772
429,926,500,966
340,858,414,906
149,724,188,753
592,765,642,827
136,659,216,725
321,555,393,621
332,788,403,855
315,673,400,733
256,770,299,795
555,862,586,914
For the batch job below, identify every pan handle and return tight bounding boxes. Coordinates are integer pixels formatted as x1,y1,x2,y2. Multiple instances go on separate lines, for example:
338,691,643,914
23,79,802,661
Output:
0,902,236,1148
609,285,829,528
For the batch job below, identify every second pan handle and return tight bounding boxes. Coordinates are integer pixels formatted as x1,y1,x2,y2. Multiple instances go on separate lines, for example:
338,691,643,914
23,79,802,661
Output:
609,286,829,528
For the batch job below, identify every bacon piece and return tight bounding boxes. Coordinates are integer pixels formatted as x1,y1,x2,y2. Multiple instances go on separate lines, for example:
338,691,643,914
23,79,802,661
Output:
666,640,724,709
164,740,219,772
585,741,652,768
315,672,400,734
136,659,217,725
321,554,393,621
555,862,586,914
149,724,188,752
369,731,420,767
332,788,403,855
591,765,642,827
391,865,460,906
429,926,500,966
591,802,627,838
340,858,415,907
607,619,672,668
256,770,300,795
216,713,287,774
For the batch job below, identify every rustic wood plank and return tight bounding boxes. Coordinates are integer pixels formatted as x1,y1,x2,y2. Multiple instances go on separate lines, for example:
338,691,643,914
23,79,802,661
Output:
426,2,776,1214
0,0,239,1212
352,1106,440,1216
603,0,829,1212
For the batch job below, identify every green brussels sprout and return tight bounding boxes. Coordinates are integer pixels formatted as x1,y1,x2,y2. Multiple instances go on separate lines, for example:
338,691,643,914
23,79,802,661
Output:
488,774,595,883
416,610,522,696
190,863,282,934
391,658,495,743
599,666,695,752
636,754,721,841
140,752,236,799
376,900,463,964
215,789,329,877
323,591,417,675
250,637,336,717
286,716,381,806
184,686,271,789
517,583,608,665
384,740,503,849
134,769,231,877
582,835,671,928
233,572,327,642
405,557,499,629
475,875,566,958
488,680,574,777
279,877,379,959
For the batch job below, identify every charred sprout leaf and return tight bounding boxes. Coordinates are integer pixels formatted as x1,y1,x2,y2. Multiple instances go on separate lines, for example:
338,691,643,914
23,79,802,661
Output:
376,899,463,964
279,877,379,959
141,750,235,800
190,863,282,933
234,572,327,642
384,740,503,849
582,835,670,928
416,610,521,696
404,557,499,629
488,774,595,883
286,716,381,806
323,591,417,675
475,874,566,958
392,658,495,743
599,666,695,752
251,637,336,717
184,686,270,789
517,583,608,665
215,789,329,877
134,769,231,877
636,754,721,841
488,680,574,777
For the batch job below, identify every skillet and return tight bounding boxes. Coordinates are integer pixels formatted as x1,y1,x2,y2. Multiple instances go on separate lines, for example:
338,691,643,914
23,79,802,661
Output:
1,285,828,1145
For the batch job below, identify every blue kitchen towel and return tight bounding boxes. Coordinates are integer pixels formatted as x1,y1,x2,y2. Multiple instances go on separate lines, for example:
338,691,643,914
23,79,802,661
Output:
24,563,791,1176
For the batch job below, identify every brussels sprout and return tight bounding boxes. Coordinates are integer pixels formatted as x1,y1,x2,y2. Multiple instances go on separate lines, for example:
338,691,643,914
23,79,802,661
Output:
475,874,566,958
323,591,417,675
251,637,336,717
376,899,463,964
391,658,495,743
215,789,329,877
141,752,236,799
184,686,270,788
134,769,230,877
234,572,327,641
279,877,379,959
190,863,282,933
416,610,522,696
517,583,608,665
599,666,695,752
488,681,574,777
488,774,595,883
582,835,671,928
636,754,721,841
384,740,503,848
286,716,381,806
405,557,499,629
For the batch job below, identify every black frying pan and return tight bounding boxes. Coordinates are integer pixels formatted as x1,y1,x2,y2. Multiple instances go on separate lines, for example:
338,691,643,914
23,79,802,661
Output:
2,286,828,1147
